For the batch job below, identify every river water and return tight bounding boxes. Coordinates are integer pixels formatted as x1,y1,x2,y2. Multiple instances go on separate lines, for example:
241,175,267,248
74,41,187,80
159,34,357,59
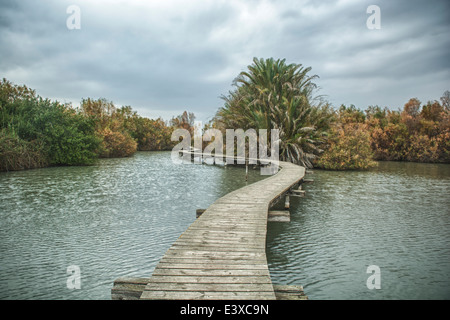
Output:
267,161,450,299
0,152,449,299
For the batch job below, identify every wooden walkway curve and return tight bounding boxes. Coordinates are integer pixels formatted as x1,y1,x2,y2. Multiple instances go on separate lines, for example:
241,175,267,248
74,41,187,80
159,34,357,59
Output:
137,160,305,300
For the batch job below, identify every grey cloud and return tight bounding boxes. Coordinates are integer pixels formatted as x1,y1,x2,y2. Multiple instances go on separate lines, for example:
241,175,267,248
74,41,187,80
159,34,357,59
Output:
0,0,449,122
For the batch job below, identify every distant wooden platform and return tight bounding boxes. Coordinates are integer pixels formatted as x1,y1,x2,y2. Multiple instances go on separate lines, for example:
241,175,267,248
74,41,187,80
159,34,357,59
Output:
113,154,307,300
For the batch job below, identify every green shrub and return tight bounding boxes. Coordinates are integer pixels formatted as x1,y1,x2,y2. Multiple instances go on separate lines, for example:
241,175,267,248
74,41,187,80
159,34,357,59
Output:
1,79,100,168
0,129,47,171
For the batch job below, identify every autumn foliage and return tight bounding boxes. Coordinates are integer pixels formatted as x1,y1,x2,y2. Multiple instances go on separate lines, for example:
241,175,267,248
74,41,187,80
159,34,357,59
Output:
368,97,449,163
316,122,377,170
1,76,448,172
0,79,183,171
316,94,450,169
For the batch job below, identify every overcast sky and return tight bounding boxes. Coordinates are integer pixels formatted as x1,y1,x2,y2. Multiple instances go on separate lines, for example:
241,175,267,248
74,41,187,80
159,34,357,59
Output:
1,0,449,123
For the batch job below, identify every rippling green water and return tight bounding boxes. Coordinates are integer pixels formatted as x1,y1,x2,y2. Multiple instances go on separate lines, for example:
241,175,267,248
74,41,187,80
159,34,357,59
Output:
267,161,450,299
0,152,265,300
1,152,449,299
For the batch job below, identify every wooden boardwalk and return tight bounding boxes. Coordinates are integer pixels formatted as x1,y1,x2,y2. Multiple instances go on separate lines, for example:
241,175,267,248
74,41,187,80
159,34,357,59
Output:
136,160,305,300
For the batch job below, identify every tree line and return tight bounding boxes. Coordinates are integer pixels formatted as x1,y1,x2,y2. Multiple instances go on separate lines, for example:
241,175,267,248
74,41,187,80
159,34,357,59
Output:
1,57,449,172
212,58,449,170
0,78,194,171
315,98,449,170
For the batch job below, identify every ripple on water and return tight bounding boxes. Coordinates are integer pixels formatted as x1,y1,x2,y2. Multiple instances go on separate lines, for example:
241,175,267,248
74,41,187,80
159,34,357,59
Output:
0,152,266,299
267,162,450,300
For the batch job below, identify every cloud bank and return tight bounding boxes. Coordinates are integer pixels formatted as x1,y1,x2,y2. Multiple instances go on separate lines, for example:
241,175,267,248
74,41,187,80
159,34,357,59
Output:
1,0,449,122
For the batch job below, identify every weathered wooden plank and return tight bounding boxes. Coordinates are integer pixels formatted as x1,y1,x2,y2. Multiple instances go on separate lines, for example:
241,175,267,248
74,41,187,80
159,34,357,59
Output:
171,243,266,252
175,237,266,245
159,259,268,267
184,224,264,230
140,290,276,300
162,250,266,259
194,219,267,226
173,236,267,244
183,229,267,237
170,245,265,252
160,254,267,262
149,275,271,284
151,268,271,277
144,282,274,292
163,254,265,262
154,262,270,270
189,222,267,229
178,229,268,237
177,230,266,238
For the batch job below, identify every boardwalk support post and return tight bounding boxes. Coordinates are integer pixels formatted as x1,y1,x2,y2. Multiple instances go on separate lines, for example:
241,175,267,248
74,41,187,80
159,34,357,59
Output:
268,210,290,222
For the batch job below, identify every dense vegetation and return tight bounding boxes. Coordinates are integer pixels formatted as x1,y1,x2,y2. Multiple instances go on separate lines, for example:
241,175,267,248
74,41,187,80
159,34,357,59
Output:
213,58,449,170
1,57,449,172
79,98,174,157
315,98,449,169
214,57,333,168
0,78,177,171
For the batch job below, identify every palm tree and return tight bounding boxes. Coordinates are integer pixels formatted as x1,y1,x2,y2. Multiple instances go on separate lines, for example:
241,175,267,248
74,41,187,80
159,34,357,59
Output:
214,57,333,168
